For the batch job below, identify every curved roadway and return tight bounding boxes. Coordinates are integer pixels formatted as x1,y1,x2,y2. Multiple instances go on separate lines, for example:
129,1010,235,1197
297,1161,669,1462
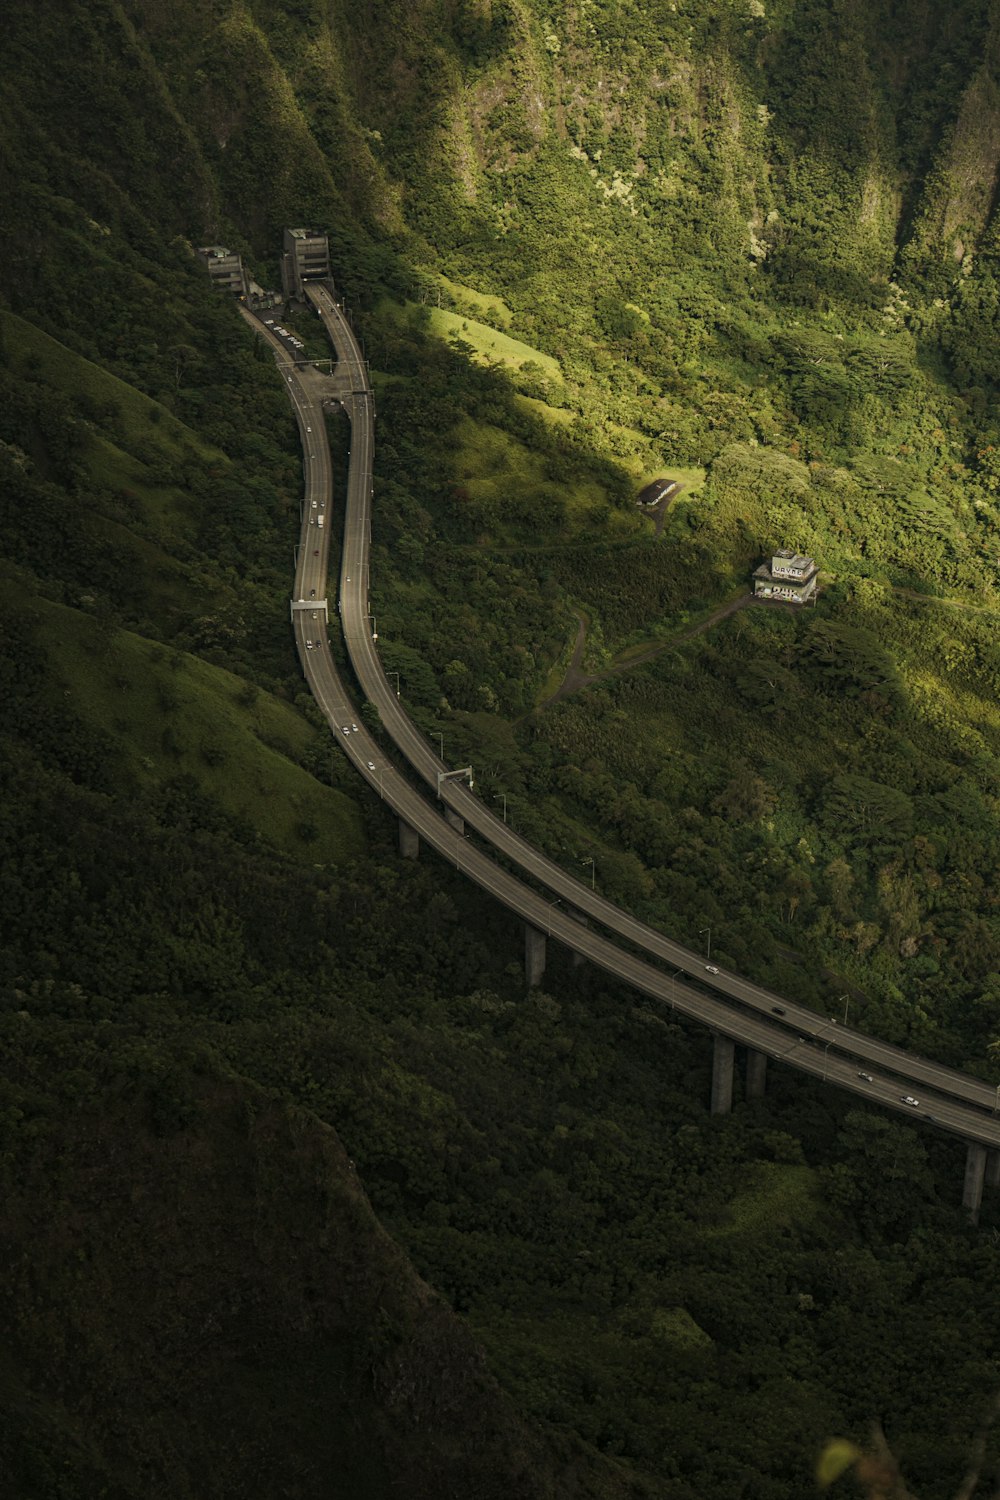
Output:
243,294,1000,1151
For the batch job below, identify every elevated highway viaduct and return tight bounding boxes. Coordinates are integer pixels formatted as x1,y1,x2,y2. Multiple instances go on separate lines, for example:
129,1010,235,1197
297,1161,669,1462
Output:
242,288,1000,1220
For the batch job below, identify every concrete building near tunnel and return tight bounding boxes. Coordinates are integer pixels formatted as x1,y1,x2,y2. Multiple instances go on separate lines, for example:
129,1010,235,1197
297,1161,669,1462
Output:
753,549,818,603
196,245,248,298
282,228,331,298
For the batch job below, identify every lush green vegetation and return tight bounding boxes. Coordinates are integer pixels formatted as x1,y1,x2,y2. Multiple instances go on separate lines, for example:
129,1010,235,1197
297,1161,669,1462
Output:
3,627,998,1499
2,0,1000,1495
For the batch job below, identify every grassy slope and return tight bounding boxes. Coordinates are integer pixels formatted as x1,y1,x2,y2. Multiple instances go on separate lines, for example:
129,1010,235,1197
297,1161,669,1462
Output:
1,295,363,868
9,577,362,865
380,298,563,380
435,272,514,327
451,414,624,538
1,309,222,465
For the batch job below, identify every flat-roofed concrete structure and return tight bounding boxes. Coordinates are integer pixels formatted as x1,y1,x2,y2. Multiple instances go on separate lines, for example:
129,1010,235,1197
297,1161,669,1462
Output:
282,227,331,298
753,548,818,603
637,477,680,508
196,245,247,297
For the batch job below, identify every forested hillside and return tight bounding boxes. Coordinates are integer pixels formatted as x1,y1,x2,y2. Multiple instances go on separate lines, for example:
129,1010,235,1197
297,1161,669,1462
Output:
2,0,1000,1495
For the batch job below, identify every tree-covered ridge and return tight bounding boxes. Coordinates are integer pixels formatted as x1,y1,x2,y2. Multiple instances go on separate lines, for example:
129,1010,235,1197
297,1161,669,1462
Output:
1,1033,632,1500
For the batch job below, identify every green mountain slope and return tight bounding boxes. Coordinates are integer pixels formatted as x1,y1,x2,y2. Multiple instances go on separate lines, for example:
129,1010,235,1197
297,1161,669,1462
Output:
0,1046,641,1500
3,0,1000,1495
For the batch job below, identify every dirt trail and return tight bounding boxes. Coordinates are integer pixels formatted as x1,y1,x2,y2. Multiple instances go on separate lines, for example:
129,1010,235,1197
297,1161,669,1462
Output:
537,592,757,711
893,586,1000,617
536,584,999,714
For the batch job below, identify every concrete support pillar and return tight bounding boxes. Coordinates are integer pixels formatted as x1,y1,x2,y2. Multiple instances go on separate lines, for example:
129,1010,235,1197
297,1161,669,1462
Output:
525,924,546,989
711,1034,735,1116
986,1149,1000,1189
963,1141,987,1223
398,819,419,860
746,1049,768,1102
564,912,587,968
444,806,464,835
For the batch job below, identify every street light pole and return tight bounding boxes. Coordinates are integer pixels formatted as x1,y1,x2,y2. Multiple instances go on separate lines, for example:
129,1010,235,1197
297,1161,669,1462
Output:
388,671,400,698
436,732,444,761
813,1020,837,1080
839,994,850,1025
437,767,474,796
699,926,712,961
581,855,595,890
495,793,507,823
